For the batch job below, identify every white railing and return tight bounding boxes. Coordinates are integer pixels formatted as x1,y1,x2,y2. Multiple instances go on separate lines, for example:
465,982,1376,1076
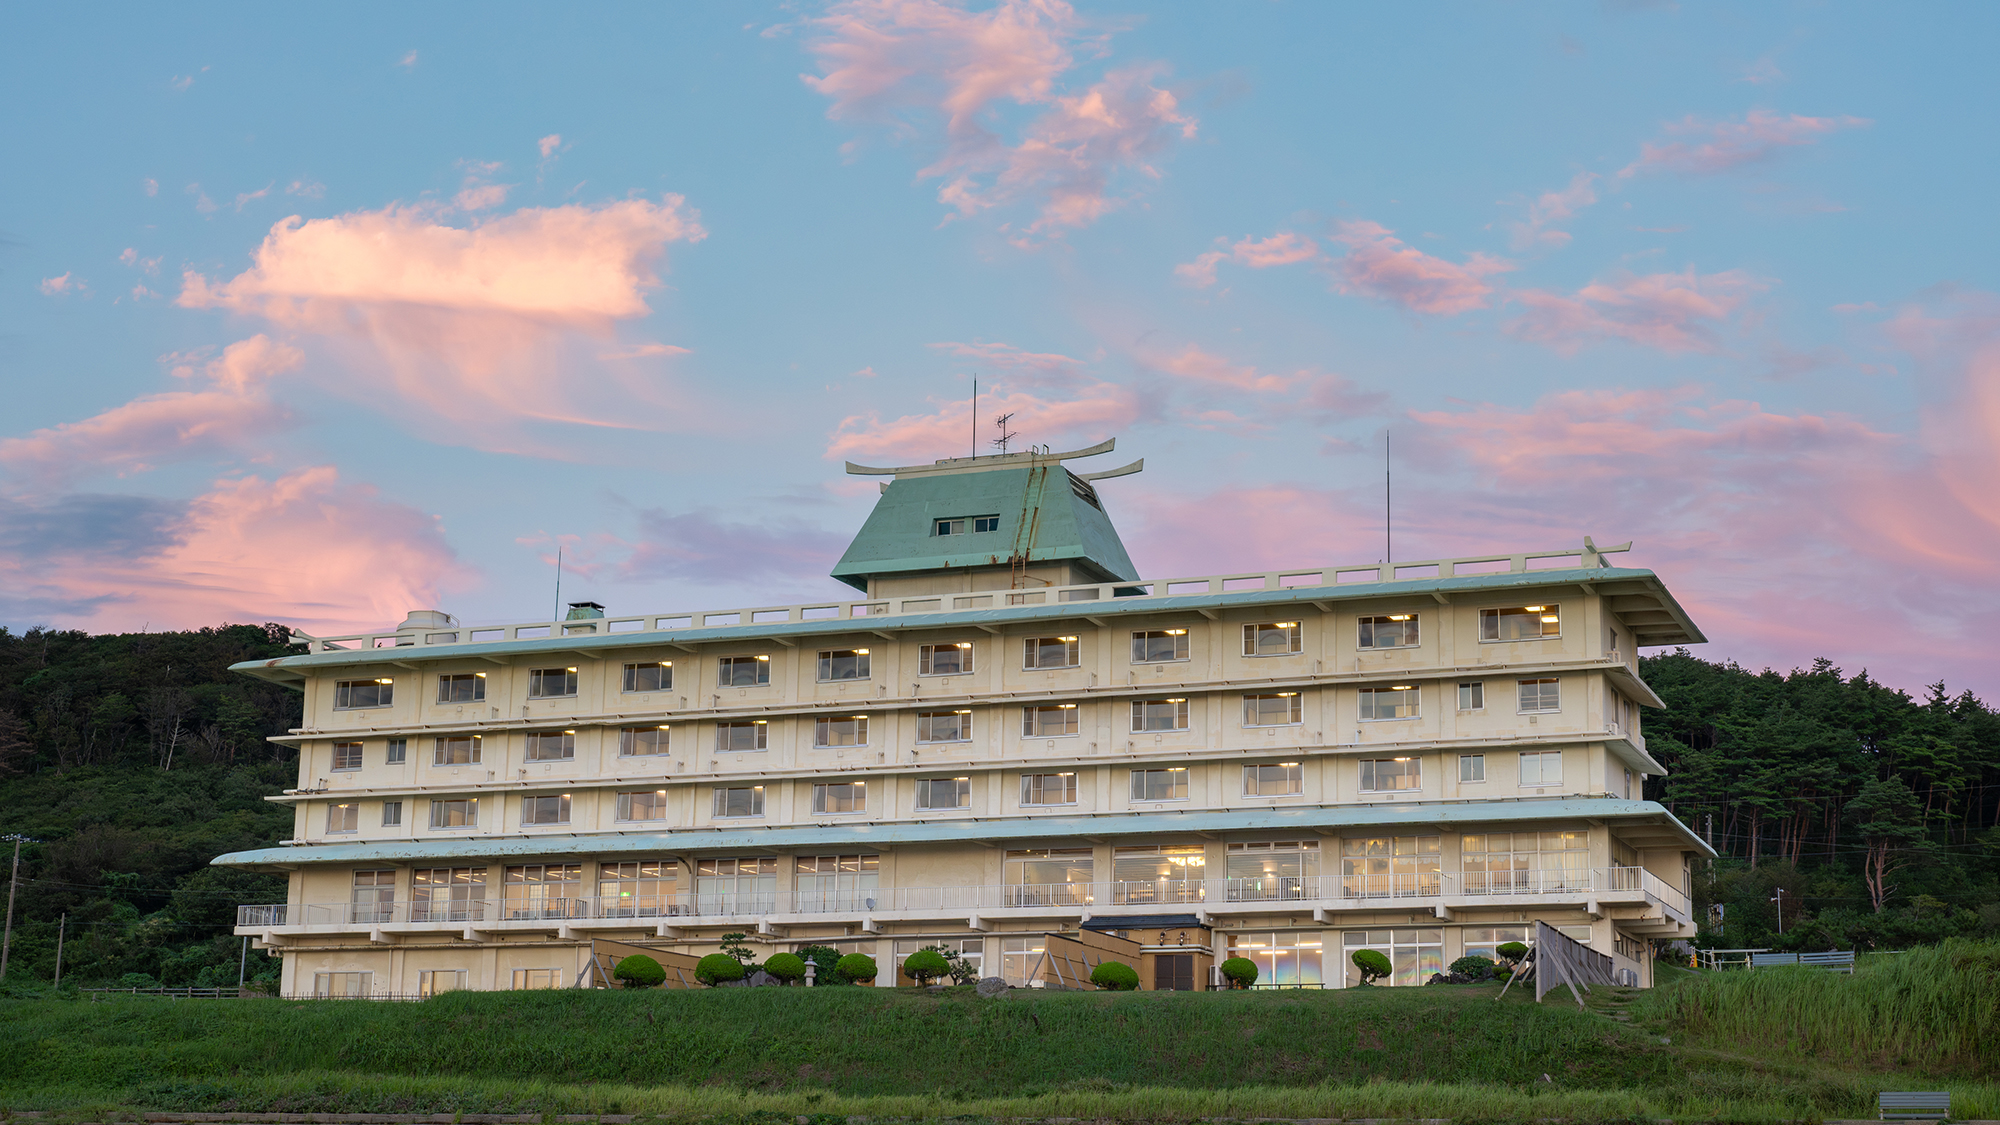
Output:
296,542,1625,653
1445,867,1595,897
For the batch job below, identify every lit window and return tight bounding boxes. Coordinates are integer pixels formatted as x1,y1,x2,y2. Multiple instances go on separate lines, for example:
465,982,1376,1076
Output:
385,738,407,764
915,776,971,811
429,797,478,828
815,715,869,748
1243,622,1303,657
1243,693,1302,726
818,648,871,682
1131,629,1190,663
432,735,481,765
381,800,403,827
1359,758,1420,792
1517,678,1561,713
615,790,669,821
712,786,765,818
527,667,578,699
1131,697,1190,733
718,655,772,687
1021,772,1077,806
917,710,972,743
525,731,575,761
437,672,486,703
1024,636,1081,669
332,741,363,771
1243,763,1303,797
1481,606,1561,641
1359,685,1419,721
1519,749,1562,787
1358,614,1419,649
326,802,359,834
1022,704,1079,738
622,661,672,693
1459,754,1486,783
717,721,768,752
619,727,669,756
522,794,571,825
1130,768,1189,802
919,642,974,676
333,678,393,710
1457,681,1485,711
812,781,867,814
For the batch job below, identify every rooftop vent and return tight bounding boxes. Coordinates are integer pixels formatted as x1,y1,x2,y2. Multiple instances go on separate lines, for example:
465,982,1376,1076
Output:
396,609,458,631
565,601,606,621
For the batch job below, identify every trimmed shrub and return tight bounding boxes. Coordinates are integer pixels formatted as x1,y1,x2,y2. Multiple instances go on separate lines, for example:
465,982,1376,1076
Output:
696,953,747,986
1351,948,1392,986
1090,960,1140,991
763,952,806,984
1219,957,1259,989
1496,941,1529,966
835,952,877,985
612,954,665,988
1449,955,1496,979
903,948,951,986
797,944,849,985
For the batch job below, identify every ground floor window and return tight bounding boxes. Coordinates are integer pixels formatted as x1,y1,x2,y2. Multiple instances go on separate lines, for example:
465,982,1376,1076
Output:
1228,931,1324,986
511,968,564,990
1341,928,1441,987
1000,935,1046,985
1460,925,1530,961
418,969,466,997
312,971,373,998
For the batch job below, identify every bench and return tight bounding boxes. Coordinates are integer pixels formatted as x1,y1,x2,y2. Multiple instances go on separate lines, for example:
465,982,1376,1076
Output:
1799,950,1856,973
1750,952,1798,968
1879,1091,1952,1120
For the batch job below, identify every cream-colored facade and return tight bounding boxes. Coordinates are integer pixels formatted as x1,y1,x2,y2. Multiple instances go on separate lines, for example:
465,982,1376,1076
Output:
221,444,1709,996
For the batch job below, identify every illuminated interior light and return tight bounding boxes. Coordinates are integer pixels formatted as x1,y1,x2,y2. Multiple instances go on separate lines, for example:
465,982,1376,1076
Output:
1388,614,1412,621
752,720,768,725
1165,697,1186,703
474,672,487,678
1276,622,1299,628
854,648,870,655
1165,629,1187,635
374,678,393,684
755,655,770,661
657,725,670,731
1168,767,1187,772
659,661,672,667
953,776,970,781
1392,756,1412,762
954,642,972,649
1541,615,1561,623
1058,636,1078,642
953,709,971,715
562,729,577,735
565,666,578,672
1277,692,1298,697
1524,605,1546,612
1058,704,1077,709
1058,772,1074,777
1279,762,1300,767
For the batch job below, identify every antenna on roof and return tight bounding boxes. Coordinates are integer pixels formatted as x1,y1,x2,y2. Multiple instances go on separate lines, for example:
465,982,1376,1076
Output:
1384,428,1392,566
992,412,1018,454
970,377,978,460
553,545,563,623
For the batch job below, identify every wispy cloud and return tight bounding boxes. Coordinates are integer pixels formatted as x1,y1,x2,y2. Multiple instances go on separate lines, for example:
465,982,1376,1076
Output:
1328,221,1512,315
1620,109,1869,177
1505,268,1767,353
1174,231,1319,288
38,273,86,296
1508,171,1599,250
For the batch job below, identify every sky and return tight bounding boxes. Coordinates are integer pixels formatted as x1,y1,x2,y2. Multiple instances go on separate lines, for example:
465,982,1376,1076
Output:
5,1,2000,699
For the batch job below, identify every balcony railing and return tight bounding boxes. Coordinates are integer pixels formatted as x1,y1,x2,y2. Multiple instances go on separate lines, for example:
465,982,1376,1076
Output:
238,865,1690,930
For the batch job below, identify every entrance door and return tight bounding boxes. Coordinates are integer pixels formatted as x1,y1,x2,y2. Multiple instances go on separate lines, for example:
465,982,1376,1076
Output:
1154,954,1196,991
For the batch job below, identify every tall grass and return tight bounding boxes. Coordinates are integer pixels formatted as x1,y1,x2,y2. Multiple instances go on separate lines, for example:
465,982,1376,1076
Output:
1631,938,2000,1075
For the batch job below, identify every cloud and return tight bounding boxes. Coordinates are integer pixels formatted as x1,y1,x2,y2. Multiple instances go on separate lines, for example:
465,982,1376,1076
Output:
142,178,159,197
39,273,85,296
285,179,326,199
801,0,1195,241
929,339,1083,380
614,508,848,586
0,493,188,562
1740,57,1784,85
1505,268,1767,353
1328,221,1513,315
399,50,418,68
453,183,512,211
120,248,162,274
1620,109,1869,177
187,183,217,214
176,198,705,446
827,380,1141,462
1508,171,1598,250
598,342,691,360
233,184,273,212
170,74,194,92
1175,231,1320,288
1137,342,1303,394
539,134,563,158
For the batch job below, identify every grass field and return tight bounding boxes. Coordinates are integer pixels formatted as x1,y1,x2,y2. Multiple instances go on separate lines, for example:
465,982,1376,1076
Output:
3,940,1996,1122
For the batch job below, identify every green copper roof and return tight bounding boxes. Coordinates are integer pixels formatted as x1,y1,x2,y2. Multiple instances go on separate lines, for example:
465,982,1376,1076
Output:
830,454,1140,591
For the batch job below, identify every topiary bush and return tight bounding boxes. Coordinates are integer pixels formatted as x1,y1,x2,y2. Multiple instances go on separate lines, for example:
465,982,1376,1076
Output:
903,948,951,986
613,954,665,988
1089,960,1140,991
763,952,806,984
1496,941,1529,966
696,952,747,986
1351,948,1392,986
1449,954,1496,979
835,952,877,985
1219,957,1259,989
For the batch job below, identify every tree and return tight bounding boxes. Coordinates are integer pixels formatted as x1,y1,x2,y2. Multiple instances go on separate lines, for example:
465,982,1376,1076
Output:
696,953,746,986
1848,775,1931,912
903,948,951,986
763,952,806,984
1219,957,1258,989
1351,949,1391,986
835,952,877,984
1089,960,1139,990
613,954,665,988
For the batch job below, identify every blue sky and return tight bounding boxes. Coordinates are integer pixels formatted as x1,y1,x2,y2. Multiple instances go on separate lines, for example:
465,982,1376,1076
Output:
6,1,1999,695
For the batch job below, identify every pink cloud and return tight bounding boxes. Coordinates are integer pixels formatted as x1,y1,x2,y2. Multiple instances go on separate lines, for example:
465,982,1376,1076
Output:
1328,221,1512,315
453,183,512,211
39,273,84,296
538,134,563,158
1509,171,1598,250
1621,109,1870,177
928,339,1083,380
1176,231,1320,288
1138,342,1304,394
1506,268,1767,353
233,184,273,212
827,381,1141,463
598,342,691,360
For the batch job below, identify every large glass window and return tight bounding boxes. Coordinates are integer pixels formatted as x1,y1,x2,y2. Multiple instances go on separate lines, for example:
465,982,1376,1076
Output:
1242,621,1303,656
351,869,394,924
1243,762,1302,796
1341,929,1440,987
411,867,485,922
1131,629,1190,663
503,863,582,919
1359,685,1419,721
919,642,974,676
313,971,373,997
1130,767,1189,802
1460,830,1589,894
433,735,481,765
437,673,485,703
814,716,869,747
1022,703,1079,737
794,854,878,912
1519,749,1563,786
1132,698,1190,732
615,789,669,821
429,797,478,828
1229,931,1323,986
918,710,972,743
332,742,363,771
620,726,669,756
1460,925,1530,962
1225,841,1319,902
512,969,564,990
1481,605,1561,641
525,731,574,761
1001,935,1048,985
1021,772,1078,806
1023,635,1081,669
1359,757,1420,792
694,856,776,912
1003,848,1093,907
622,661,673,693
818,648,871,682
812,781,867,813
418,969,465,997
527,667,578,698
1339,836,1440,899
1518,678,1561,713
522,794,570,825
896,937,984,984
1111,844,1205,904
1243,692,1302,726
333,678,393,710
716,720,768,751
915,776,971,811
326,802,359,834
718,654,772,687
598,860,679,917
1358,614,1419,649
712,786,765,818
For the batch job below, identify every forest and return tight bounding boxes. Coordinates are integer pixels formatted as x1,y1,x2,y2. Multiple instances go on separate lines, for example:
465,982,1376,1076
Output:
0,625,1992,990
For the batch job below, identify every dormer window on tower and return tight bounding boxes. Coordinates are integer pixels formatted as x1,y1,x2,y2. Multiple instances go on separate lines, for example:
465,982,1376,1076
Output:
935,516,1000,536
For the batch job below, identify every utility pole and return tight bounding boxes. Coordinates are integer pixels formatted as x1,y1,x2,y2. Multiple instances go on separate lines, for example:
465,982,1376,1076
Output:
53,914,66,988
1770,887,1785,935
0,835,32,982
238,934,250,989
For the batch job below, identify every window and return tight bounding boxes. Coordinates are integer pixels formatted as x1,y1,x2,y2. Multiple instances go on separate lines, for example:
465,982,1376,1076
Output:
525,730,575,761
522,794,571,825
332,741,363,770
1021,772,1077,806
1243,621,1303,656
694,856,777,911
527,667,578,698
1461,925,1531,962
1131,629,1190,663
917,710,972,743
503,864,582,919
1023,635,1081,669
1341,929,1440,988
1004,848,1093,907
1459,754,1486,783
326,802,359,834
1243,762,1303,797
381,800,403,827
817,648,871,682
1230,931,1324,986
919,642,974,676
333,678,393,709
429,797,478,828
1243,692,1302,726
1461,830,1589,894
718,655,771,687
794,854,879,911
598,860,678,916
622,661,673,693
385,738,407,764
712,785,764,818
1226,840,1319,902
417,969,466,997
313,971,373,998
1457,681,1484,711
437,672,485,703
1359,757,1420,792
411,867,485,922
1340,836,1440,899
615,790,669,821
1358,614,1419,649
934,515,1000,535
1112,844,1206,904
1359,685,1419,720
1022,703,1079,738
1131,697,1190,732
716,720,768,752
915,776,971,811
814,715,869,748
512,968,564,990
812,781,867,814
1001,935,1048,984
1518,678,1561,713
619,726,669,756
433,735,481,765
1519,749,1563,787
1481,605,1561,641
1130,767,1189,802
352,869,395,923
896,937,984,984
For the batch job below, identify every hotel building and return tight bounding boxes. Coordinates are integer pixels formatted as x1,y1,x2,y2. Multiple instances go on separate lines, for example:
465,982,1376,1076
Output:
219,440,1709,996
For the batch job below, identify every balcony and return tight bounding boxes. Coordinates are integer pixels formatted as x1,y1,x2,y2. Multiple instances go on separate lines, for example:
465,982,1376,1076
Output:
237,866,1690,936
